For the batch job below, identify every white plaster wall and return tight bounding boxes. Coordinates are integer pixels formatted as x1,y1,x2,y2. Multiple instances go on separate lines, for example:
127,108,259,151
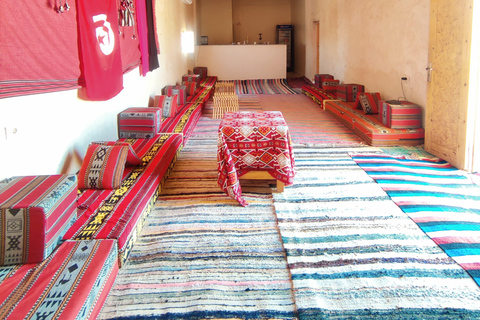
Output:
0,0,195,181
305,0,429,111
195,45,287,80
154,0,196,93
0,71,152,180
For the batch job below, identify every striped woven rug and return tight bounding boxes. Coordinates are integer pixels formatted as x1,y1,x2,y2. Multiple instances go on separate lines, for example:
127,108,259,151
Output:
351,153,480,287
234,79,299,95
192,93,365,147
99,132,296,319
190,95,262,140
273,147,480,319
258,94,365,147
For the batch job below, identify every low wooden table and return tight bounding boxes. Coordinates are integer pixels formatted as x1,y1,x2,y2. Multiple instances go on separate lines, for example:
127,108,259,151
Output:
217,111,295,206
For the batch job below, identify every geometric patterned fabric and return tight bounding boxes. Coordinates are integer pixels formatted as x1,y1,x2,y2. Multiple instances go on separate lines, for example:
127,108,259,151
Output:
64,134,183,267
0,239,118,320
77,145,128,190
217,111,295,206
0,174,78,265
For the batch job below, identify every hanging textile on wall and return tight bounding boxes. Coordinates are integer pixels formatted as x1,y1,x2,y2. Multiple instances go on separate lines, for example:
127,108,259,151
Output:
0,0,141,100
0,1,82,98
135,0,159,76
77,0,123,100
145,0,159,72
118,0,142,74
135,0,150,76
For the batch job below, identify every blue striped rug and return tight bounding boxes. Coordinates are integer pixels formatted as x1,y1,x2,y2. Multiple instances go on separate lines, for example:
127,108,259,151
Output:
351,153,480,287
274,147,480,319
99,134,296,319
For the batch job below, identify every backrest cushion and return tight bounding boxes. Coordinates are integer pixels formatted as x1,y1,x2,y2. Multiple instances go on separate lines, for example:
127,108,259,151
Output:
358,92,382,114
78,145,128,190
155,95,178,118
91,141,142,166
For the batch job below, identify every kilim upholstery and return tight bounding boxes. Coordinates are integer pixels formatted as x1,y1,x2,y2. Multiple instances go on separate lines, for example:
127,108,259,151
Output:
0,73,216,319
324,100,424,146
63,133,183,267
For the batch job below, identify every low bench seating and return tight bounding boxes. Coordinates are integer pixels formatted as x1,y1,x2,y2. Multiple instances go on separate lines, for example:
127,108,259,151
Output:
161,102,203,146
0,174,78,266
64,133,183,267
0,71,216,319
159,77,216,145
0,239,118,320
303,84,424,146
302,84,337,108
324,100,425,146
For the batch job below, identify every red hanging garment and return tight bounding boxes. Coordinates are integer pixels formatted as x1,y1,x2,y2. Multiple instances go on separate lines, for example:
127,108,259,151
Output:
77,0,123,100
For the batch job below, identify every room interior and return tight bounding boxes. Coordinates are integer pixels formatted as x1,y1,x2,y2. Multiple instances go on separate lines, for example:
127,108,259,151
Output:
1,0,480,319
0,0,477,181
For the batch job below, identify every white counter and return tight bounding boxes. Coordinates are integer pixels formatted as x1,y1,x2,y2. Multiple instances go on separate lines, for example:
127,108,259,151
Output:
195,44,287,80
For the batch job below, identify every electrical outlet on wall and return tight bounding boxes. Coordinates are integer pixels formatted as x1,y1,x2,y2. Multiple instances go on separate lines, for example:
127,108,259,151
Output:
401,76,409,81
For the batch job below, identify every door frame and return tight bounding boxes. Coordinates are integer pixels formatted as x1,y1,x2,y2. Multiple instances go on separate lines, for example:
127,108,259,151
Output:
425,0,478,172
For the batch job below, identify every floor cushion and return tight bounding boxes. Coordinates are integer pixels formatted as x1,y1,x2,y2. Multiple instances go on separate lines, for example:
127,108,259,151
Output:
0,239,118,320
0,174,77,265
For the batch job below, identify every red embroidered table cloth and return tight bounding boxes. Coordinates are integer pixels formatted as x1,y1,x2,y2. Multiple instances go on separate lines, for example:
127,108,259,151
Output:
217,111,295,206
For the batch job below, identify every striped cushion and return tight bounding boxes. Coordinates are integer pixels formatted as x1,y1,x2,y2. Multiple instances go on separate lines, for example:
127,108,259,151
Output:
182,74,201,85
0,240,118,319
78,145,128,190
91,141,142,166
314,74,333,88
359,92,382,114
322,80,340,96
117,107,163,139
183,81,197,96
336,83,365,102
0,175,77,265
155,95,178,118
193,67,207,80
162,85,186,105
64,134,183,267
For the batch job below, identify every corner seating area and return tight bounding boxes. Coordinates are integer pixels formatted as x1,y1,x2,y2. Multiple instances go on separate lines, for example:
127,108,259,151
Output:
302,74,425,146
0,70,217,319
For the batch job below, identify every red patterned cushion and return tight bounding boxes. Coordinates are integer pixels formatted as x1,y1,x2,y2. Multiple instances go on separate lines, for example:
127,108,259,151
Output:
162,85,186,105
315,74,334,88
117,107,163,139
322,80,340,96
193,67,208,80
358,92,382,114
183,81,197,96
155,95,178,118
182,74,201,85
78,145,128,189
0,175,77,265
91,141,142,166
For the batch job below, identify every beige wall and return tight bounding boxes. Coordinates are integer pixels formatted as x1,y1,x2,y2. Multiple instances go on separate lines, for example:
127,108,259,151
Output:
0,0,195,181
232,0,291,44
197,0,233,45
303,0,430,112
195,45,286,80
155,0,196,91
291,0,306,75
